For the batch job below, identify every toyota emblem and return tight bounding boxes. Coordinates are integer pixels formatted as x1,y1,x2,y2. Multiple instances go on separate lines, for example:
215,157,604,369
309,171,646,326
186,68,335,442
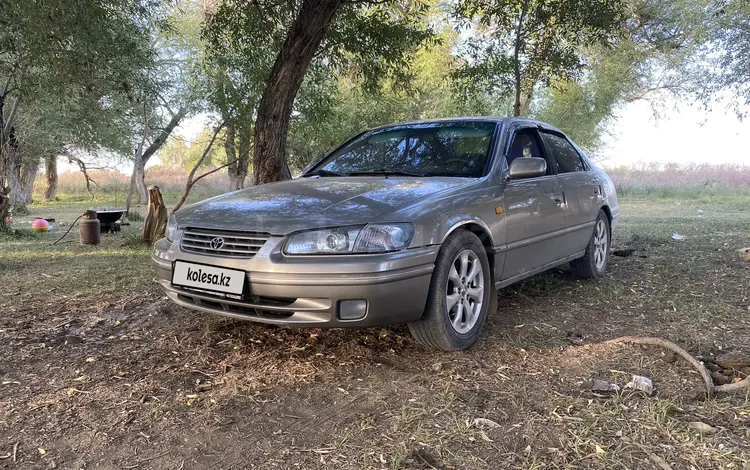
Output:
210,237,225,250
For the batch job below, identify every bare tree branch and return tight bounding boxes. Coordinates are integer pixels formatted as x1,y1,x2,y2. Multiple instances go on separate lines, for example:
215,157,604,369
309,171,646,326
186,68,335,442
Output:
171,121,226,216
67,155,101,200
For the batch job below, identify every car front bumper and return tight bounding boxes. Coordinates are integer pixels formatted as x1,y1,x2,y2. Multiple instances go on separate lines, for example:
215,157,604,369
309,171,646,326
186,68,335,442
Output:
151,235,437,327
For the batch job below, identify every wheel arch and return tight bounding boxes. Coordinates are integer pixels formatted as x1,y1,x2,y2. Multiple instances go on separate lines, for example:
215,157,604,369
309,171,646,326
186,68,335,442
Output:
441,220,495,280
600,204,613,236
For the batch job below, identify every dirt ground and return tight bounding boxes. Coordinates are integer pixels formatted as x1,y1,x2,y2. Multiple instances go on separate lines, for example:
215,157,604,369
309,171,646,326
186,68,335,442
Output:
1,197,749,469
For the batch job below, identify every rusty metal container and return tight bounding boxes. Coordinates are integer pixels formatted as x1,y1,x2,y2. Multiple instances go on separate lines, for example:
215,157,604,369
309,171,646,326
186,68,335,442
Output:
79,210,101,245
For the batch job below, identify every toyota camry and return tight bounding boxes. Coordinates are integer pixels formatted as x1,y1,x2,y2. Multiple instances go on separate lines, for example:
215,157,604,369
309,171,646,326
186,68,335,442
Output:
151,117,619,350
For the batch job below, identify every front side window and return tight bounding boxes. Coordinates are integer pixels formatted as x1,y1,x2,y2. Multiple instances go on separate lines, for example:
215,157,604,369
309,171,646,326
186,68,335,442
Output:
542,132,585,173
506,128,552,175
311,122,497,178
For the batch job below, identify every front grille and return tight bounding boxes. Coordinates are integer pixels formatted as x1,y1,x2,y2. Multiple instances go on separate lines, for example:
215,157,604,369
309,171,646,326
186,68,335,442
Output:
180,227,270,258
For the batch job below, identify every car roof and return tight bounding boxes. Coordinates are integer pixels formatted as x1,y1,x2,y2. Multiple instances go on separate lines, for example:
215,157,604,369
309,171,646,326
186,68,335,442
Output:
368,116,565,135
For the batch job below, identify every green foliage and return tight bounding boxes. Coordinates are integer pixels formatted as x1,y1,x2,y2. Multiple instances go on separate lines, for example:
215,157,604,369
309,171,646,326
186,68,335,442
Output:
530,0,720,154
3,0,750,188
454,0,626,115
706,0,750,110
0,0,162,148
532,42,644,152
202,0,436,177
286,28,509,170
203,0,435,114
159,128,224,171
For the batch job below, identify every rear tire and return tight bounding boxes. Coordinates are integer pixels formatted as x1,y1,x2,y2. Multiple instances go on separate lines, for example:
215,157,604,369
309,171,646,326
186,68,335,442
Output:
570,210,610,279
408,230,495,351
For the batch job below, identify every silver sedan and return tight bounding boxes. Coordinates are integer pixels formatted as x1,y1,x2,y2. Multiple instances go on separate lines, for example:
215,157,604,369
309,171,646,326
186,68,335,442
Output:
152,117,619,350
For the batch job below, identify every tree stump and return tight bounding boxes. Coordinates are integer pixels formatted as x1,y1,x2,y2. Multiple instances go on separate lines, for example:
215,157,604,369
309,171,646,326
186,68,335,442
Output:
0,182,10,229
142,185,168,245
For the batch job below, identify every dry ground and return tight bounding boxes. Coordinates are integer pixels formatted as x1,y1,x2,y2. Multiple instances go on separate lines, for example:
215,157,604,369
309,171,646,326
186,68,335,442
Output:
1,196,749,469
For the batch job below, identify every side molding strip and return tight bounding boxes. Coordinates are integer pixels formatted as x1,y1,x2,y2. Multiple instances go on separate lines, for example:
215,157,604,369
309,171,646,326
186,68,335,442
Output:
491,220,595,254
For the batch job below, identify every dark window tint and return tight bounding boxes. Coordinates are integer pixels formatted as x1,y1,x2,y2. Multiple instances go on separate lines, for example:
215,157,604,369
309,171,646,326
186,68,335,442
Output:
506,129,552,175
542,132,585,173
315,122,496,178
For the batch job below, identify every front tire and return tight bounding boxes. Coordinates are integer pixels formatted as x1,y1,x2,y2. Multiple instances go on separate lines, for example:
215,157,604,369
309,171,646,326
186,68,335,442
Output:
570,210,610,279
408,230,494,351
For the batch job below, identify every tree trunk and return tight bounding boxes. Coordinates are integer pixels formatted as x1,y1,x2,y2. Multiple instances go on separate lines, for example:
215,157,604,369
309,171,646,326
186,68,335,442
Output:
228,121,253,190
0,91,11,224
142,107,188,167
18,157,40,205
4,146,22,208
0,183,9,229
44,154,58,200
252,0,342,185
225,123,238,189
235,122,251,189
125,150,145,213
134,161,147,203
512,3,528,117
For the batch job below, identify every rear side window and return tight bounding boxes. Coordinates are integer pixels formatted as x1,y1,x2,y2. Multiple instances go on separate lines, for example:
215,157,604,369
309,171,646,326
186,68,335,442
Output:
542,132,585,173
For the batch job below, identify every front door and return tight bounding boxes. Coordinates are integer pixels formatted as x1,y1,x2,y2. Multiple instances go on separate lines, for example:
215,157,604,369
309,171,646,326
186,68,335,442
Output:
500,127,567,281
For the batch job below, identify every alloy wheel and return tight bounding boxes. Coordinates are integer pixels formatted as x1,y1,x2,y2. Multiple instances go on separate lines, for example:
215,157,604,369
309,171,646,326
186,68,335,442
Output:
446,249,484,334
593,219,608,271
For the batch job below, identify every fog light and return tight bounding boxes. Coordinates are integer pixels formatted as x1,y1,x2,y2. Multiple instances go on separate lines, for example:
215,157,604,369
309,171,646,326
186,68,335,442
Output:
339,300,367,320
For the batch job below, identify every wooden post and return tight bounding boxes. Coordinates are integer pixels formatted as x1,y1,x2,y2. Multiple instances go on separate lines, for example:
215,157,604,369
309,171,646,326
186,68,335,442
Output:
142,185,167,245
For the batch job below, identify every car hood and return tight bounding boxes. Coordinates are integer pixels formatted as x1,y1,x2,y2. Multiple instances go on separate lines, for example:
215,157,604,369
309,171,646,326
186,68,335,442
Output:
175,176,474,234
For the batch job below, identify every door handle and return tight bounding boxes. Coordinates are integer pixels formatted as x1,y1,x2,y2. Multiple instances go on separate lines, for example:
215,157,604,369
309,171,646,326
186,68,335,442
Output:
553,194,564,204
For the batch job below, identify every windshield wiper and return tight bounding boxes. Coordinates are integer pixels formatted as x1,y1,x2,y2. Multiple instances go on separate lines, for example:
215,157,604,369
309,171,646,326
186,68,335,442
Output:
348,169,427,177
305,169,346,177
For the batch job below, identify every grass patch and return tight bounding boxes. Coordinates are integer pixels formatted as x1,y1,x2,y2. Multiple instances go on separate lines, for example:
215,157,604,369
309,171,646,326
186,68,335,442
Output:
124,210,144,222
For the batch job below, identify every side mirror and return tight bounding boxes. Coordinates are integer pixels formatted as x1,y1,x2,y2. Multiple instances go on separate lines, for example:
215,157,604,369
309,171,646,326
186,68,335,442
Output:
508,157,547,180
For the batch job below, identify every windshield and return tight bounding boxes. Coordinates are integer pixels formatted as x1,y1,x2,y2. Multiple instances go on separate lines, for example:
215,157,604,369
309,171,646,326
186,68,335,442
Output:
309,121,498,178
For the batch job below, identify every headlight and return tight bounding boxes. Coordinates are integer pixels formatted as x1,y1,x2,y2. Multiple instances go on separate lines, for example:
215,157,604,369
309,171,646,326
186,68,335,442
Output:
353,224,414,253
165,215,177,242
285,227,361,254
285,224,414,255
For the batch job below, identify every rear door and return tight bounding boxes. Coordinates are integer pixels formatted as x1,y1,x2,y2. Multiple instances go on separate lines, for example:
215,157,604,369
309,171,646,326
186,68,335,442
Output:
539,130,600,253
500,126,568,281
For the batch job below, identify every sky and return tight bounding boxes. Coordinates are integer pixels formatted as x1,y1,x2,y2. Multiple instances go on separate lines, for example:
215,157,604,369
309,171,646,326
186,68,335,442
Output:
597,96,750,168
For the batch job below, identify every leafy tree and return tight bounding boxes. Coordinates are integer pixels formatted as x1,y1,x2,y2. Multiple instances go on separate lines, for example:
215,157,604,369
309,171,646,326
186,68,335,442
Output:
160,128,224,171
532,0,717,154
0,0,160,214
454,0,626,117
124,1,209,210
203,0,435,185
287,28,508,170
705,0,750,111
531,43,644,152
